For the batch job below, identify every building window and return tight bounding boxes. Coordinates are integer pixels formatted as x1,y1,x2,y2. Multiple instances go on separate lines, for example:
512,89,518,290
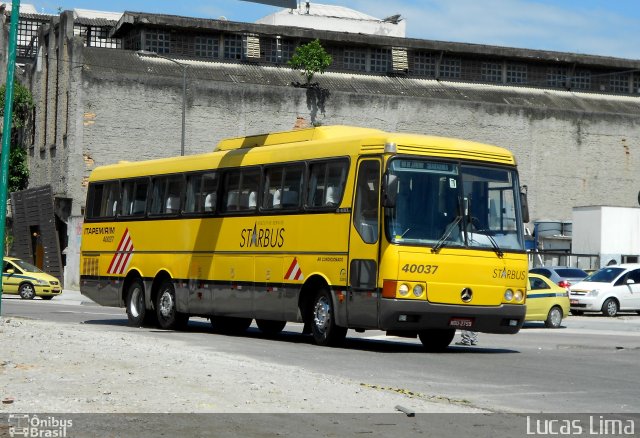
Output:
439,58,461,79
370,48,391,73
547,67,568,88
411,51,436,77
634,74,640,94
195,36,219,58
344,47,367,71
610,73,630,93
224,34,244,60
481,62,502,83
264,37,294,63
571,70,591,90
74,25,121,49
17,18,42,57
506,64,527,84
145,30,171,54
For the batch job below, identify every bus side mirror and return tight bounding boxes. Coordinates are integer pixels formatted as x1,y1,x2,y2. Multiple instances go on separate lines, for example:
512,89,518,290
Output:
382,173,397,208
520,186,530,224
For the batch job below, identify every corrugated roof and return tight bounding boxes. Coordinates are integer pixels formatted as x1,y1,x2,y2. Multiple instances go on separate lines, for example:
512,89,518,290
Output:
81,48,640,116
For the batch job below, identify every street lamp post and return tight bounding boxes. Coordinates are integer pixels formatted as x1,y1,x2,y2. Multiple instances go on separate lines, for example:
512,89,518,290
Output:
137,50,187,156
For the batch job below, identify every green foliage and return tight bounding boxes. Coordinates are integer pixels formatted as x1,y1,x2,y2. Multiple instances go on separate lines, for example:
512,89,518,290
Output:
288,39,332,84
0,81,34,192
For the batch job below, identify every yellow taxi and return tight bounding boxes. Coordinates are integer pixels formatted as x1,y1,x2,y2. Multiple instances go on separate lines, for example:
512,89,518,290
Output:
526,273,570,328
2,257,62,300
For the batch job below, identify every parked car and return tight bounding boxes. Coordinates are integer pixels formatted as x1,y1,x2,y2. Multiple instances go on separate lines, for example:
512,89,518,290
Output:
1,257,62,300
569,264,640,317
526,273,570,328
529,266,589,290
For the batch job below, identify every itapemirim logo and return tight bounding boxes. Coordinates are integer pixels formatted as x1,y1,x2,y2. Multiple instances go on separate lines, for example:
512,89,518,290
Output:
8,414,73,437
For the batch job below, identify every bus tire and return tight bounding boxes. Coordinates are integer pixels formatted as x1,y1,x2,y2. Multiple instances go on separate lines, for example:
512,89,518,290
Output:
256,319,286,335
155,279,189,330
418,329,455,352
311,287,347,347
211,316,252,334
126,279,147,327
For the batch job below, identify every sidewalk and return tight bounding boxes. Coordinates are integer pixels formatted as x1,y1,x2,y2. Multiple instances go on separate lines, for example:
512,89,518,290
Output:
2,289,98,306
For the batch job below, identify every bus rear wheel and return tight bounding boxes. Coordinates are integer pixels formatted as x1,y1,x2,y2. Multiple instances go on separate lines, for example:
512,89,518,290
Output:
311,288,347,347
418,329,455,352
126,279,147,327
155,279,189,330
256,319,286,335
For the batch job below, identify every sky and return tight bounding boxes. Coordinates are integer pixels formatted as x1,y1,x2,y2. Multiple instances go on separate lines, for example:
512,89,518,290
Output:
27,0,640,59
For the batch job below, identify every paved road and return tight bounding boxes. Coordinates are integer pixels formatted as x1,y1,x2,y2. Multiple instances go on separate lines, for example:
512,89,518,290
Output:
2,293,640,415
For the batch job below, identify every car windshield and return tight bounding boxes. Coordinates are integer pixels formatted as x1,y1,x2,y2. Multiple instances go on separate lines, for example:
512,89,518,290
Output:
384,159,524,251
11,259,44,273
583,267,624,283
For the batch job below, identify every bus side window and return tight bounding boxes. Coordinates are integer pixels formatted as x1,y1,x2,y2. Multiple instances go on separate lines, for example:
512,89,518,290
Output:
353,160,380,244
101,182,120,218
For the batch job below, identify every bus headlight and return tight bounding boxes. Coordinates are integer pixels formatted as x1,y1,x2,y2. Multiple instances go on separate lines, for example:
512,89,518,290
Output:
413,284,424,297
504,289,514,302
514,290,524,302
398,284,410,297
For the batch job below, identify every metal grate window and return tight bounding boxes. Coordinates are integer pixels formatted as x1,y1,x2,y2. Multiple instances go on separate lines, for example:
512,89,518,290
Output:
411,51,436,77
481,62,502,83
344,47,367,71
264,37,295,63
610,73,630,93
195,36,219,58
145,30,171,54
17,18,42,56
370,48,391,73
74,25,121,49
439,57,461,79
547,67,568,88
224,34,244,60
570,70,591,90
506,64,527,84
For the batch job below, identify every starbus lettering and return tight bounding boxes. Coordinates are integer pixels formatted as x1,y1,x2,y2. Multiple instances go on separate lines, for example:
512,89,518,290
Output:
240,223,285,248
492,268,526,280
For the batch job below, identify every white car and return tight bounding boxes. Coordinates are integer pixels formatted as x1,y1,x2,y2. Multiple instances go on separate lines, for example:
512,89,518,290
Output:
569,264,640,317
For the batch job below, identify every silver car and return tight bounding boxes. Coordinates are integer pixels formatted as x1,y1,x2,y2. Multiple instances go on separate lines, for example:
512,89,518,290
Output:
529,266,588,290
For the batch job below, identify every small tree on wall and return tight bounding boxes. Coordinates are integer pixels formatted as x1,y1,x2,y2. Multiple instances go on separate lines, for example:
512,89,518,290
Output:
0,81,33,193
288,39,332,85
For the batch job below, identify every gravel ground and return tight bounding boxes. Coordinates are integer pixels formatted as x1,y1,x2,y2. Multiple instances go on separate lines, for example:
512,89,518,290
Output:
0,317,483,414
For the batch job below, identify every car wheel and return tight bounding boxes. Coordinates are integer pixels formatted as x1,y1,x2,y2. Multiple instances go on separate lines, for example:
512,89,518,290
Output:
155,279,189,330
418,329,456,352
126,279,147,327
602,298,619,317
210,316,252,334
545,306,563,328
256,319,286,335
18,283,36,300
570,310,584,316
311,287,347,346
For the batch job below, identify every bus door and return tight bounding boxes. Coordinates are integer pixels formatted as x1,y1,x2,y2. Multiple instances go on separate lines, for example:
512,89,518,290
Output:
347,159,381,328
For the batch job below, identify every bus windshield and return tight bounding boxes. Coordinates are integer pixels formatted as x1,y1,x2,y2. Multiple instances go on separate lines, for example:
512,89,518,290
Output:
385,159,524,252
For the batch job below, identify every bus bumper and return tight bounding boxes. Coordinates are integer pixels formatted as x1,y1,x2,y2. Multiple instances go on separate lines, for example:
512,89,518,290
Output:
379,299,525,334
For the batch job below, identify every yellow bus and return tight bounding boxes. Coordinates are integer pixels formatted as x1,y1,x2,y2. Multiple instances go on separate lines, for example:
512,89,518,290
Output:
80,125,529,350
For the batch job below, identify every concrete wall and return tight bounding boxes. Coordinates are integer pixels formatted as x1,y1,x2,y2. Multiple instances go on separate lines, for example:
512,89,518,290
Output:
20,43,640,288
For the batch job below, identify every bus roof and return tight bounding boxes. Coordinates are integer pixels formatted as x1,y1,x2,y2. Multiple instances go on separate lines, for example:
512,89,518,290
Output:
88,125,516,181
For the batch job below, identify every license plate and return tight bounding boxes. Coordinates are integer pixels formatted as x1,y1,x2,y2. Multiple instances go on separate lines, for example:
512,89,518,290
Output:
570,299,578,305
449,317,474,328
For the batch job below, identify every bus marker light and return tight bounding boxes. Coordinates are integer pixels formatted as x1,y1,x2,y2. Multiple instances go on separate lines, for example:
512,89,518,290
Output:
382,280,398,298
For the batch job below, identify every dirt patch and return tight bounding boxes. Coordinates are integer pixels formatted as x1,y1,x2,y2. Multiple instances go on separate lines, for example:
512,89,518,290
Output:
0,317,482,413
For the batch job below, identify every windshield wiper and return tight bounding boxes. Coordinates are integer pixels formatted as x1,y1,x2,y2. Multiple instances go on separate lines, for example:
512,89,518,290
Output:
431,215,462,254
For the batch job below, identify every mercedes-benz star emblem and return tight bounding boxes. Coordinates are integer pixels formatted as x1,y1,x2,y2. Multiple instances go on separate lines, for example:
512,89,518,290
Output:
461,288,473,302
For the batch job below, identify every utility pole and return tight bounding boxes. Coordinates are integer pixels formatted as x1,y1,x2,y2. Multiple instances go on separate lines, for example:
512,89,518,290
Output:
0,0,21,315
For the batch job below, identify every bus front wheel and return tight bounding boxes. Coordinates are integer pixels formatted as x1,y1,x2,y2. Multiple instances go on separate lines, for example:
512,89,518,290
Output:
311,288,347,347
155,279,189,330
418,329,455,352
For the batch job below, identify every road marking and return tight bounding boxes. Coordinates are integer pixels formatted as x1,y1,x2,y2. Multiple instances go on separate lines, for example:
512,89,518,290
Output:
55,310,123,316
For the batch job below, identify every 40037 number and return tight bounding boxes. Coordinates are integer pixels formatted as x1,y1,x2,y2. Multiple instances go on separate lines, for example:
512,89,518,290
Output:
401,264,439,274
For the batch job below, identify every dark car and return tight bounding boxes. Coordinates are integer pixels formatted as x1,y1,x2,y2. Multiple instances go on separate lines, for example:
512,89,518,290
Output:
529,266,589,290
